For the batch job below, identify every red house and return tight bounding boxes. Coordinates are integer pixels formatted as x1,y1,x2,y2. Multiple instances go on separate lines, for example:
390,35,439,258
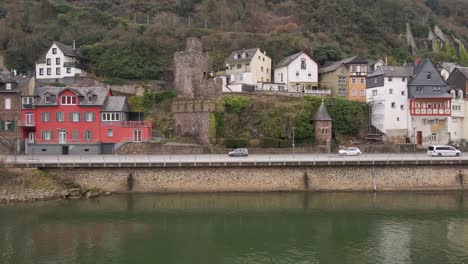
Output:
21,87,152,155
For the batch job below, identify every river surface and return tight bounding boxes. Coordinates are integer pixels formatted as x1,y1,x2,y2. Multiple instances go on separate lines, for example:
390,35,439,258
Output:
1,192,468,264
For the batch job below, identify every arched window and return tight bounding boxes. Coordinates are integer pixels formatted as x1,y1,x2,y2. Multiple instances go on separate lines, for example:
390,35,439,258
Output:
5,98,11,110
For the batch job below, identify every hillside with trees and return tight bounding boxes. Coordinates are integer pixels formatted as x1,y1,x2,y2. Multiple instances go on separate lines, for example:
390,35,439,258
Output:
1,0,468,83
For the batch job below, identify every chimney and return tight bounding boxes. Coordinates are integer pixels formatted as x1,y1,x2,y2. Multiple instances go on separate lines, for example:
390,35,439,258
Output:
385,56,388,65
415,57,421,65
73,40,76,50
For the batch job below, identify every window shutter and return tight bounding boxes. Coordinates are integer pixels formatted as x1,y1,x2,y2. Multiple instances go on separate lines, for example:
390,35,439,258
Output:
10,120,14,131
51,131,54,140
0,120,4,131
69,112,73,122
91,112,95,121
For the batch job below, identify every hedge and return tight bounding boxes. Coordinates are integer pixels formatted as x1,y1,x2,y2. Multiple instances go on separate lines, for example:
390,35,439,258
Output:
259,137,291,148
224,138,249,148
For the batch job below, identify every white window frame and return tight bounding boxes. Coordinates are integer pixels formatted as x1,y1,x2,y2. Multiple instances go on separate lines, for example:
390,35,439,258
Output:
61,96,77,105
107,129,113,137
5,98,11,110
101,112,121,121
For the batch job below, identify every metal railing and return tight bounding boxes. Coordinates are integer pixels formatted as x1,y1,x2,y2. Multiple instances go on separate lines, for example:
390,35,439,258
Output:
3,153,467,168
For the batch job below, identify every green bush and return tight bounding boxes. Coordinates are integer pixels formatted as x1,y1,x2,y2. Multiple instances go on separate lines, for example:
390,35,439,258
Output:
224,138,249,148
223,95,250,114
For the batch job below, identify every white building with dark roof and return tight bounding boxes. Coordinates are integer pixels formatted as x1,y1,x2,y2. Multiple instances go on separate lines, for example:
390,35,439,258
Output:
273,51,320,94
35,41,87,84
366,66,413,143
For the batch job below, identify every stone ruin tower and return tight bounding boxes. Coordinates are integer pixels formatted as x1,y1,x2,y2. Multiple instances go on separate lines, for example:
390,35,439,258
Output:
172,37,222,145
312,101,333,152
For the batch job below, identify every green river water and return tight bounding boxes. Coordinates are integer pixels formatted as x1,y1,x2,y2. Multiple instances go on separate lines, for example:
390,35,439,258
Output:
1,192,468,264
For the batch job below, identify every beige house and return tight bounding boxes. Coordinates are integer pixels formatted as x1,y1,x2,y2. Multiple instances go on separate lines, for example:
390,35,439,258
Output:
319,62,349,97
224,48,272,86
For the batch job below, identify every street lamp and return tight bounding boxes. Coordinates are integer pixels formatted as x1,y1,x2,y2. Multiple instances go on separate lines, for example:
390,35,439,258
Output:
292,127,296,157
169,127,173,160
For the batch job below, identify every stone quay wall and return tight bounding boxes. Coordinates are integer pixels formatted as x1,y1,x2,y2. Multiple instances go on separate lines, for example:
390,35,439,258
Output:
45,165,468,193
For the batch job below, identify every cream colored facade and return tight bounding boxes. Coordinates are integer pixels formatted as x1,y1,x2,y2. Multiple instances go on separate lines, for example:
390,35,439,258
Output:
224,48,272,85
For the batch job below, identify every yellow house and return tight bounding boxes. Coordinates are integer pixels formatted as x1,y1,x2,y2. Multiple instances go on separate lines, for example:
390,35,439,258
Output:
224,48,272,85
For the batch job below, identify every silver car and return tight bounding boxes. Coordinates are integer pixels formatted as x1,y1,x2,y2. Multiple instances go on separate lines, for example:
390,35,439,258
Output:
228,148,249,157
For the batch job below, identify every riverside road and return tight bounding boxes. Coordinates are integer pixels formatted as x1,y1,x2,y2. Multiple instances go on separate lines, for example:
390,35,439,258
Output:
2,153,468,168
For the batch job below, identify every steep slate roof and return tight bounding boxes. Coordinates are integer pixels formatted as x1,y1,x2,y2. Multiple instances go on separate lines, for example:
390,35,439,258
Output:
34,86,109,106
0,76,31,93
345,55,368,65
455,67,468,78
408,58,447,86
102,96,128,112
312,102,332,121
275,51,315,68
319,56,357,74
368,66,413,78
224,48,259,65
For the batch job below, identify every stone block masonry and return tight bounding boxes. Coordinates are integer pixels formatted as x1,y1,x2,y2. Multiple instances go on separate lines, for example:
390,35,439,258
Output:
46,165,467,193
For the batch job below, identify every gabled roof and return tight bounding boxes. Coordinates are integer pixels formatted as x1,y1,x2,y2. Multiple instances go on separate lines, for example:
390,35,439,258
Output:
312,102,332,121
36,41,81,63
275,51,316,68
409,58,447,86
102,96,128,112
319,56,357,74
367,66,413,78
437,62,461,74
224,48,260,65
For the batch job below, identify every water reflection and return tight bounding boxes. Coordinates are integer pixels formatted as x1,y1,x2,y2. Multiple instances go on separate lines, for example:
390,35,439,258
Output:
0,192,468,264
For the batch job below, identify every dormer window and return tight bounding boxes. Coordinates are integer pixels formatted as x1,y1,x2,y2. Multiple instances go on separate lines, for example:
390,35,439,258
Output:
61,96,77,105
427,72,432,80
45,95,50,103
241,52,247,59
87,94,93,102
6,83,12,90
52,48,57,54
234,53,238,59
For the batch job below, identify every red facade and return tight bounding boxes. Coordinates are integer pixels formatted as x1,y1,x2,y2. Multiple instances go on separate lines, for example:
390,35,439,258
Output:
21,89,152,151
409,99,451,116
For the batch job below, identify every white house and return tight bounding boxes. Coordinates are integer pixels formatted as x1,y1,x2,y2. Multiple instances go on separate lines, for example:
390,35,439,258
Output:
448,89,464,143
35,41,87,84
366,66,413,143
273,51,320,93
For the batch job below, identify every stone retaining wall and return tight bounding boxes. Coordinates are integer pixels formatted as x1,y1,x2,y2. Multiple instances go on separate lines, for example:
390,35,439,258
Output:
46,165,467,193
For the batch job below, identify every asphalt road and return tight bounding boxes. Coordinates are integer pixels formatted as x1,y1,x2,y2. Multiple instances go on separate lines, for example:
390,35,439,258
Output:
1,153,466,165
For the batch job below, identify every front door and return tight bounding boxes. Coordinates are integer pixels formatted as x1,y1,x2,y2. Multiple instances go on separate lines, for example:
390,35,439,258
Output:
417,131,423,145
62,146,69,155
133,129,142,142
59,131,67,144
28,132,35,144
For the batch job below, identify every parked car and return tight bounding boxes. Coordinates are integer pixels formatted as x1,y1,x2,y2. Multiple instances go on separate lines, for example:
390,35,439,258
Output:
427,145,461,157
228,148,249,157
338,147,362,156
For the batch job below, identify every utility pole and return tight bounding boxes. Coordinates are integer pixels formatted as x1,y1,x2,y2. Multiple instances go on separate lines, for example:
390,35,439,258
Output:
292,127,296,157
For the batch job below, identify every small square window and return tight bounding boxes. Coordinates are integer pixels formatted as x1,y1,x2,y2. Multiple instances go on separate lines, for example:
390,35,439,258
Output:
52,48,57,54
388,77,393,82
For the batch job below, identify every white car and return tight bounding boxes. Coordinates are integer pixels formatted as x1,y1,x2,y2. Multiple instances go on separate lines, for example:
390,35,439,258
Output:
427,145,461,157
338,147,362,156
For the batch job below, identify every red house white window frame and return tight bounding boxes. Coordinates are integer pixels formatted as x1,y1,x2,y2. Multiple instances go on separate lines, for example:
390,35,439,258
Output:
61,96,77,105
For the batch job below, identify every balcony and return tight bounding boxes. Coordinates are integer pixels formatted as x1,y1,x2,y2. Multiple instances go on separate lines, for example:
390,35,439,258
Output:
22,104,35,109
101,121,152,128
304,89,331,95
18,120,35,127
